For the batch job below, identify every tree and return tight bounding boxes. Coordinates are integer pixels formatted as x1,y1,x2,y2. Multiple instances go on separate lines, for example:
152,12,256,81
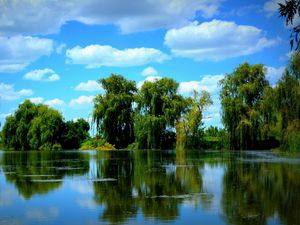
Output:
93,74,137,148
176,90,212,149
61,119,90,149
278,0,300,51
1,101,70,150
220,63,269,150
1,100,38,150
1,115,18,150
275,53,300,150
28,104,64,150
134,78,186,149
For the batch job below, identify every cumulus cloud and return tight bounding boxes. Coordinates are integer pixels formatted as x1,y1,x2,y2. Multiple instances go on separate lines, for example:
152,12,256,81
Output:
0,35,53,73
178,74,224,127
178,74,224,95
0,0,224,35
164,20,279,61
44,98,65,107
29,97,44,104
141,67,158,76
137,76,162,89
24,68,60,82
66,45,168,68
0,83,33,100
75,80,103,92
265,66,285,85
69,95,95,109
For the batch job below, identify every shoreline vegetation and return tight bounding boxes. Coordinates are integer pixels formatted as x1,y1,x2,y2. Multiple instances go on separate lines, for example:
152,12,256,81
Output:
1,53,299,153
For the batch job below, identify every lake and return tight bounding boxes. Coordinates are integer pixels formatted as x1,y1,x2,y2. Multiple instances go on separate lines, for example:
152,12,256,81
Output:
0,150,299,225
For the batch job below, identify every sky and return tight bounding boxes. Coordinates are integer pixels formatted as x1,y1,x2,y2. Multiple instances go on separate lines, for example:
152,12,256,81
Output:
0,0,292,131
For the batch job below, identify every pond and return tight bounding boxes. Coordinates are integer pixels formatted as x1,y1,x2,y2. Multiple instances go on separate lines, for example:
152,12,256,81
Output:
0,150,299,225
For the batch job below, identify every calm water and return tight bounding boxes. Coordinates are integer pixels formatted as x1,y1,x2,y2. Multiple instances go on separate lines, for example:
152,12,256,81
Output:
0,150,299,225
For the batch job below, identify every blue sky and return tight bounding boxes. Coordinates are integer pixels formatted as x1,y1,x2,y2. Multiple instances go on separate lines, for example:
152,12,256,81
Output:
0,0,292,131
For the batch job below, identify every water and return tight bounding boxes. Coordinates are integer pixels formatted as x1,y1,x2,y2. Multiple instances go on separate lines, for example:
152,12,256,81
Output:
0,150,299,225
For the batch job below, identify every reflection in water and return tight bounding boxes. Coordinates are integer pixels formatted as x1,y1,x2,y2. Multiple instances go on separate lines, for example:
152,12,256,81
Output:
222,157,300,225
0,151,89,199
0,150,299,225
92,149,209,224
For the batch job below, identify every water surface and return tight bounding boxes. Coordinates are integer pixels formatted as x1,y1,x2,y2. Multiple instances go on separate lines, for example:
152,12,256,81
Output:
0,150,299,225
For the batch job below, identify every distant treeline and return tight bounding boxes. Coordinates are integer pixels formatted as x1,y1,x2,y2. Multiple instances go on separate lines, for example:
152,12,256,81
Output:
1,101,89,150
1,54,299,151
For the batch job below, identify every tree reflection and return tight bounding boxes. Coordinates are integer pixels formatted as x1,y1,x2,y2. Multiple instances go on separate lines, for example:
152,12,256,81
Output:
222,160,300,225
92,149,205,224
1,151,89,199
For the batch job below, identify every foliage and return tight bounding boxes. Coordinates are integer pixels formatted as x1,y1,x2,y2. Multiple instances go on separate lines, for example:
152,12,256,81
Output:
80,137,115,150
134,78,187,149
282,119,300,151
61,118,90,149
28,104,64,150
203,126,227,150
275,53,300,151
1,100,90,150
176,91,212,149
220,63,271,150
278,0,300,51
93,74,136,148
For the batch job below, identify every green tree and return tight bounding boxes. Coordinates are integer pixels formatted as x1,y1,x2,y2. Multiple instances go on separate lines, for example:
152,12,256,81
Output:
2,100,38,150
28,104,64,150
93,74,137,148
1,115,18,150
220,63,269,150
275,53,300,151
61,118,90,149
1,101,67,150
134,78,186,149
176,90,212,149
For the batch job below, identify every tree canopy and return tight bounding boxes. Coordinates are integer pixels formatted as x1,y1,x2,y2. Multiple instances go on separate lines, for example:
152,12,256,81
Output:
134,78,187,149
93,74,137,148
220,63,271,150
1,100,90,150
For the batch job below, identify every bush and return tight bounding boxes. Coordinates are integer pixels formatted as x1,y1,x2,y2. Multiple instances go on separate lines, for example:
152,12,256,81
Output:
80,137,115,150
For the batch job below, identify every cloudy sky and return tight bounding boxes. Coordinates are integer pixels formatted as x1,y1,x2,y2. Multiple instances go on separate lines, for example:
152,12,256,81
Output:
0,0,290,129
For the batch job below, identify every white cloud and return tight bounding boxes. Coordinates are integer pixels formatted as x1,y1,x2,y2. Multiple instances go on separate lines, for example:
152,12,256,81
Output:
29,97,44,104
69,95,95,109
164,20,279,61
137,76,162,89
178,74,224,95
75,80,103,92
0,0,224,35
24,68,60,82
141,67,158,76
0,35,53,73
44,98,65,107
265,66,285,85
66,45,168,68
0,83,33,100
264,0,284,16
178,74,224,127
